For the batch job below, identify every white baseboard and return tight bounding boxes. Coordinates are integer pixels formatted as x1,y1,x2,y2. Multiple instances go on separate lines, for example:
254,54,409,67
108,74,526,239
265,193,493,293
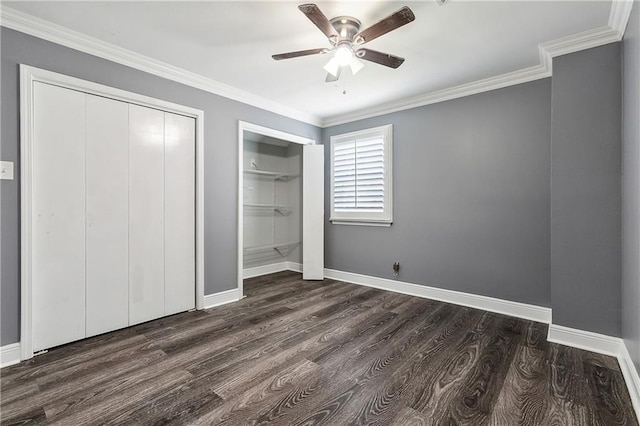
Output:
285,261,302,273
243,261,302,279
547,324,622,356
547,324,640,421
203,288,241,309
619,342,640,421
1,343,21,368
323,268,552,324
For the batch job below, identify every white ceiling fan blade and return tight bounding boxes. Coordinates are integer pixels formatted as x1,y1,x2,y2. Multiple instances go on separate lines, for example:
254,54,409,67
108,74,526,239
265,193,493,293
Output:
323,57,340,77
349,57,365,75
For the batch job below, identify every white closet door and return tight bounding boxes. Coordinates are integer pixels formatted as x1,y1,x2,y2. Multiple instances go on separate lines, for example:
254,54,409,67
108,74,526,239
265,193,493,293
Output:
32,82,86,351
129,104,165,325
85,95,129,336
303,145,325,280
164,113,196,315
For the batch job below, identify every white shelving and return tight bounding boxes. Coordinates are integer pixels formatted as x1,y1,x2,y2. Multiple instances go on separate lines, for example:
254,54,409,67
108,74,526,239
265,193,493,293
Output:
243,169,297,181
243,241,300,256
242,142,302,268
243,203,291,215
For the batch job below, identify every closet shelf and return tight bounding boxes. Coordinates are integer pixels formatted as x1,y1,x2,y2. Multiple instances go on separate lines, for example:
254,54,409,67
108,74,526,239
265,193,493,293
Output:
243,203,292,215
243,241,300,256
243,169,298,181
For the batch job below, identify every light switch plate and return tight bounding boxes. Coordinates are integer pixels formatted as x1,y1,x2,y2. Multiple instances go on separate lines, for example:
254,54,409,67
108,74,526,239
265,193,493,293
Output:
1,161,14,180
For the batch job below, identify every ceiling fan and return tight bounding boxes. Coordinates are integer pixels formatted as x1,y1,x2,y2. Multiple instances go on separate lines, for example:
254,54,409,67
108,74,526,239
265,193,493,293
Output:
272,4,415,82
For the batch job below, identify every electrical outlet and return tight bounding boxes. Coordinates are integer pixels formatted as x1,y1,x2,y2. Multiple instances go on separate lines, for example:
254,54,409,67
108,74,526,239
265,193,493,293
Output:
393,262,400,278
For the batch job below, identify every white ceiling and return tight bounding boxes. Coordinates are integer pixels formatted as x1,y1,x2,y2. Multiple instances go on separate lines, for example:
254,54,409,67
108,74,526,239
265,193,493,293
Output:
4,1,613,124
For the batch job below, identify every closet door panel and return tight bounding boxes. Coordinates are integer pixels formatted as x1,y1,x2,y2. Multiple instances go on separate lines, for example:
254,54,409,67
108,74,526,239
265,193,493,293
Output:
32,82,86,351
164,113,196,315
303,145,325,280
129,105,165,325
85,95,129,336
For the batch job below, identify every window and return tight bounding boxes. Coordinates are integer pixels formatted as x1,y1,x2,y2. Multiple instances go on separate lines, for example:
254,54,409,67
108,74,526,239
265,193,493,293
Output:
330,124,393,226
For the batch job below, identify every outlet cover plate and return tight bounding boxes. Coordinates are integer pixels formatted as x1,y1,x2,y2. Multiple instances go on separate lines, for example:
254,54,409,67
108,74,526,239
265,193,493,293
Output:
0,161,14,180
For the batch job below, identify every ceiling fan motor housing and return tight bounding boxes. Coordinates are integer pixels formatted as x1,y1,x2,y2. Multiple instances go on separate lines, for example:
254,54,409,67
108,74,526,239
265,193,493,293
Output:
329,16,361,43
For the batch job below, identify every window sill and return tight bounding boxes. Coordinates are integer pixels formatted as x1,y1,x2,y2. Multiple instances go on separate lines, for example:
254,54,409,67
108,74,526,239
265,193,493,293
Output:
330,220,392,227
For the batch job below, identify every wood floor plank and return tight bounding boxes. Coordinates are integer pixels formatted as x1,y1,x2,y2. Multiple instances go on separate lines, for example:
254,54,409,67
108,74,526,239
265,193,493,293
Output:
1,331,144,391
546,344,594,406
211,308,398,400
193,359,320,425
389,406,430,426
1,271,637,425
489,344,550,425
183,287,386,380
282,307,479,425
583,362,640,425
45,366,193,424
422,314,522,425
107,376,224,425
1,346,166,422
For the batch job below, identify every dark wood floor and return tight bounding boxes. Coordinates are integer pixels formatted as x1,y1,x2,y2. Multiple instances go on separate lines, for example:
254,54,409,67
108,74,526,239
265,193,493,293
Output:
1,271,638,425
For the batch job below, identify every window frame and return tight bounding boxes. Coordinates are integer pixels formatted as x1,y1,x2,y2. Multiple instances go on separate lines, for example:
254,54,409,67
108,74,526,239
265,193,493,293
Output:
329,124,393,227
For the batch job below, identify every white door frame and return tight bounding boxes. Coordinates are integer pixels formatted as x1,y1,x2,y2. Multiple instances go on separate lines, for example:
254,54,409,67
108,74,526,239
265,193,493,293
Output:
237,121,315,296
20,65,205,360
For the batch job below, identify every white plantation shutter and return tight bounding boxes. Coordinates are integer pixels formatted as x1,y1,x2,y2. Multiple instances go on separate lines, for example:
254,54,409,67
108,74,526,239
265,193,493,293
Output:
330,125,393,226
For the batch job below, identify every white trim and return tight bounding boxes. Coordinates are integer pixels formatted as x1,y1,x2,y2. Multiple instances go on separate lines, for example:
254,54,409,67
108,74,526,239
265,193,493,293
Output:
329,124,393,226
243,261,303,279
321,64,551,127
1,343,21,368
20,65,33,360
20,65,205,360
322,22,626,127
244,262,290,279
237,121,315,298
330,221,392,227
203,289,242,310
547,324,622,357
286,261,303,273
238,122,315,146
1,2,633,129
541,26,621,60
0,6,321,127
620,343,640,421
609,0,635,36
323,268,552,324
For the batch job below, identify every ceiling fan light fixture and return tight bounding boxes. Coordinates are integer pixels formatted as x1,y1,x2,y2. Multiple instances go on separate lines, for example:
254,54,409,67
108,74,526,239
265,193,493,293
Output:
323,57,340,77
349,57,365,75
335,46,353,66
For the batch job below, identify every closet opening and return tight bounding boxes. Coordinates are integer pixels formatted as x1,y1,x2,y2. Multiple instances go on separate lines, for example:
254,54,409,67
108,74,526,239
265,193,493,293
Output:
237,122,323,296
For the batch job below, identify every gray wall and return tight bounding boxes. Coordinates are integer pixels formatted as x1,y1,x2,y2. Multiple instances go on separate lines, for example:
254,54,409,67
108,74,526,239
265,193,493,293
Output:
323,79,552,308
0,28,321,346
551,43,622,336
623,3,640,372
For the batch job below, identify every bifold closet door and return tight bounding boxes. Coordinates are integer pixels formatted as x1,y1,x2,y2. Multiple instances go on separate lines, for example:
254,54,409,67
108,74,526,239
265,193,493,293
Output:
164,113,196,315
129,105,166,325
32,82,86,351
85,95,129,337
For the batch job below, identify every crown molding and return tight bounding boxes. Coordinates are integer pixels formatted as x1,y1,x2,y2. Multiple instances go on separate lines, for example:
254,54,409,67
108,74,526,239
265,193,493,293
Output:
1,1,633,129
320,63,551,127
0,6,322,127
609,0,635,36
541,26,621,59
322,22,625,127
